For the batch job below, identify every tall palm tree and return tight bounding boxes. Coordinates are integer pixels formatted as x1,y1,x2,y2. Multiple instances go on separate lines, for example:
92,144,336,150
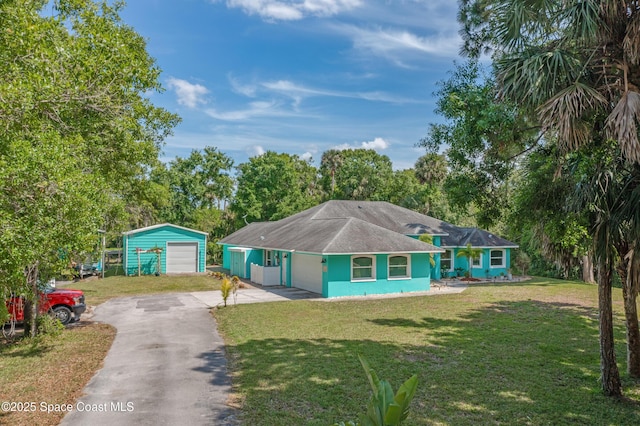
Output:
320,149,344,198
458,0,640,396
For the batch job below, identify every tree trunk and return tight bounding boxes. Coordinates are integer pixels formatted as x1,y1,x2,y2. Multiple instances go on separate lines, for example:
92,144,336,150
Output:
622,251,640,378
615,244,640,378
623,281,640,377
598,260,622,396
582,254,595,283
24,263,39,337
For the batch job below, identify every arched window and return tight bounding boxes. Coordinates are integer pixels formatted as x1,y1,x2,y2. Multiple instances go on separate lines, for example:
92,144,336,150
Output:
351,255,376,281
388,255,410,279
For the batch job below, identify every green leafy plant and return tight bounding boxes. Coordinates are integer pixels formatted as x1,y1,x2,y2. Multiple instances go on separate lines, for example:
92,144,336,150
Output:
456,243,484,278
418,234,436,267
335,355,418,426
36,314,65,337
220,278,233,307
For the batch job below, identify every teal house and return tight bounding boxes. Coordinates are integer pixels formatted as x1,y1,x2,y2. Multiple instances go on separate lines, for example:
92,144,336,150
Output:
123,224,207,276
218,201,518,298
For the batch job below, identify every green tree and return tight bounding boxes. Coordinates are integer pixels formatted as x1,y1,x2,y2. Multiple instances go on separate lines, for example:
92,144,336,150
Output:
0,0,178,335
156,147,234,225
414,153,447,187
419,61,538,229
510,145,592,280
320,149,344,198
458,0,640,394
232,152,320,224
320,149,393,201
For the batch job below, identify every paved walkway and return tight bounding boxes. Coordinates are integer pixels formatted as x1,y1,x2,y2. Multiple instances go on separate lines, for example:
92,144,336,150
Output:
191,280,468,307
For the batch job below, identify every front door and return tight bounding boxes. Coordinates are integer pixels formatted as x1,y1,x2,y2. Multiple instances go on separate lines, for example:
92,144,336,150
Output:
281,254,288,286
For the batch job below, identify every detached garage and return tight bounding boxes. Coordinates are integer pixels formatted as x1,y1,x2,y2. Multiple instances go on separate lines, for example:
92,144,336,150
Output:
123,224,207,276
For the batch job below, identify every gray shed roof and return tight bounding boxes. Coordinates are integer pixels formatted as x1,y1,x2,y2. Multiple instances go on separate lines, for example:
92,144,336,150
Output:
219,200,517,253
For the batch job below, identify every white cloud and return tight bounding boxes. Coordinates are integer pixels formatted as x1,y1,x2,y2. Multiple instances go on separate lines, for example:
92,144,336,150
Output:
204,99,324,121
358,28,455,54
222,0,362,21
229,75,258,97
333,137,389,151
205,101,281,120
333,23,462,64
263,79,418,104
361,137,389,150
247,145,266,157
301,151,313,161
167,77,209,108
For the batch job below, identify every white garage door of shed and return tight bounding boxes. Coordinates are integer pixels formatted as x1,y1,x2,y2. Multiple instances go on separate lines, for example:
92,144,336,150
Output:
166,242,198,273
291,253,323,294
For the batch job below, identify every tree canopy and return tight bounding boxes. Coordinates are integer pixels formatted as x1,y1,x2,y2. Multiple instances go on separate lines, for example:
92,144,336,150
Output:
0,0,179,332
457,0,640,396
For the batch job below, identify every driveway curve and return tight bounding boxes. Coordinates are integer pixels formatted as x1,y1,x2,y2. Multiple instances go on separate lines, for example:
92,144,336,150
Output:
61,293,238,426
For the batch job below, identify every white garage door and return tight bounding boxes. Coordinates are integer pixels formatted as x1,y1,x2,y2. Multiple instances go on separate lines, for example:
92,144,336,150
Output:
166,242,198,273
291,253,323,294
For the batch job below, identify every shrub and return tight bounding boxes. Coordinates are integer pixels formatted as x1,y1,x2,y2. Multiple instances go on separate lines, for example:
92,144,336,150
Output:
335,355,418,426
220,278,233,307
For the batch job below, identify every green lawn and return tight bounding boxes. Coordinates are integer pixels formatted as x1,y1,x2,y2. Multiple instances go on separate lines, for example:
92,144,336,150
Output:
59,274,222,306
0,324,115,426
1,274,222,424
213,278,640,425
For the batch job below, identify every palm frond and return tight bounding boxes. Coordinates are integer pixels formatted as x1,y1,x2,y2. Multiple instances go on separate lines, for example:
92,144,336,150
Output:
538,82,607,151
561,0,601,46
605,90,640,164
623,11,640,66
497,47,583,107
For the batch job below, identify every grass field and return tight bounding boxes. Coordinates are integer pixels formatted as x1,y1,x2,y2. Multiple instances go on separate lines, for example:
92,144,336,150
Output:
59,274,222,306
213,278,640,425
1,274,222,425
0,324,116,426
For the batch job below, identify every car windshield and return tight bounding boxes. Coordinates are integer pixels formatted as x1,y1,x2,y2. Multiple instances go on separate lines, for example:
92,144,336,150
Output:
38,282,56,294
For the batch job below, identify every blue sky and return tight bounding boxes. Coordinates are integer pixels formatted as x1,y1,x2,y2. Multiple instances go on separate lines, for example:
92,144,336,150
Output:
120,0,464,170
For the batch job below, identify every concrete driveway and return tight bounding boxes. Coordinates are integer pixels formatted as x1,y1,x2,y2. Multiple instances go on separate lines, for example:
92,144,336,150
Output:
61,284,465,425
190,285,320,307
61,292,238,426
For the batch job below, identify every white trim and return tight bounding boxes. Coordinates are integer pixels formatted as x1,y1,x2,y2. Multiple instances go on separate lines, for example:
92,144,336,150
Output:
472,253,483,268
440,249,453,271
286,250,444,256
489,249,506,268
351,255,376,282
123,223,208,236
229,246,251,252
388,254,411,280
264,249,278,266
441,245,518,249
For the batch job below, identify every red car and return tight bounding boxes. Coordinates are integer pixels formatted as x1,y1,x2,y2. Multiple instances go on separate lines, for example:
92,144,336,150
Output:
5,283,86,325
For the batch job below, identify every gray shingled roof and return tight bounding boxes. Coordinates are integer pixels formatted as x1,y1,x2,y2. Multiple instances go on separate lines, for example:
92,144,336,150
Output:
443,227,518,248
219,200,517,253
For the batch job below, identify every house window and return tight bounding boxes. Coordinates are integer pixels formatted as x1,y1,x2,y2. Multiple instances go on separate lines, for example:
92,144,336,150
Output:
490,250,505,268
264,250,278,266
388,255,410,279
441,250,453,271
352,255,376,281
472,253,482,268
